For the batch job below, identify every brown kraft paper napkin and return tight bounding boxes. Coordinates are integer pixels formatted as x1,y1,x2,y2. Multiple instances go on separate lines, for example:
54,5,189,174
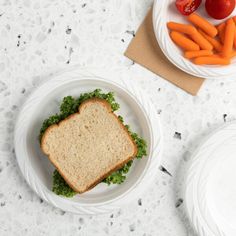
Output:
124,8,205,96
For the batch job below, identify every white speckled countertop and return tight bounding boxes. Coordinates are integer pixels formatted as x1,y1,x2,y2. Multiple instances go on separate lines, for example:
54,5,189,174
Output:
1,0,236,235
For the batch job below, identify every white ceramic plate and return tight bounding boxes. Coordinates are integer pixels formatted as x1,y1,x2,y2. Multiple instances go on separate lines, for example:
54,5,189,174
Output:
185,122,236,236
153,0,236,79
14,68,162,214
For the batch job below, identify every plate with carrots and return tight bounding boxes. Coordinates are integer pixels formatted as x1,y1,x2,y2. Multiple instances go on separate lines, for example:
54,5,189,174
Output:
153,0,236,79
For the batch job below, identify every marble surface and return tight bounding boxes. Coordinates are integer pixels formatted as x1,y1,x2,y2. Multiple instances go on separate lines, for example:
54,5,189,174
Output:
1,0,236,235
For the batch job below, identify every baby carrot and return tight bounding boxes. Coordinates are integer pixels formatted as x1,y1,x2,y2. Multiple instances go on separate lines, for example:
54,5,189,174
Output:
188,13,218,37
230,17,236,49
222,18,235,58
233,16,236,24
231,51,236,58
184,50,213,59
212,51,236,59
193,56,230,65
210,54,221,58
234,30,236,49
198,29,223,52
167,22,198,35
191,31,213,50
170,31,200,51
217,23,225,44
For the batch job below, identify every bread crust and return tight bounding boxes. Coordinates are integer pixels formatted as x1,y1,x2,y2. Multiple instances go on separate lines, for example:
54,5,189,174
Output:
41,98,138,194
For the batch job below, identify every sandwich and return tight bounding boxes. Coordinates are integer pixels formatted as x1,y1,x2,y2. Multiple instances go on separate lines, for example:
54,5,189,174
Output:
39,89,147,197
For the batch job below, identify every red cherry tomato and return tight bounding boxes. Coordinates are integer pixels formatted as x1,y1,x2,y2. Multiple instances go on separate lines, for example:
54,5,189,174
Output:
205,0,235,20
175,0,202,15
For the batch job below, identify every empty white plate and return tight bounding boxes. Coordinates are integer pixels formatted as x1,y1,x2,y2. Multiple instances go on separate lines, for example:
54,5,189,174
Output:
185,122,236,236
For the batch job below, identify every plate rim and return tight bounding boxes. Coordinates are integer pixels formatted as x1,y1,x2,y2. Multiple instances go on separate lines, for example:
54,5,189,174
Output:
14,68,163,214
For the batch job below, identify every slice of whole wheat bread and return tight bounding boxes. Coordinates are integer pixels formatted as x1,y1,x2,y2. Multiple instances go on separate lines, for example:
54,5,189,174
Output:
41,98,137,194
